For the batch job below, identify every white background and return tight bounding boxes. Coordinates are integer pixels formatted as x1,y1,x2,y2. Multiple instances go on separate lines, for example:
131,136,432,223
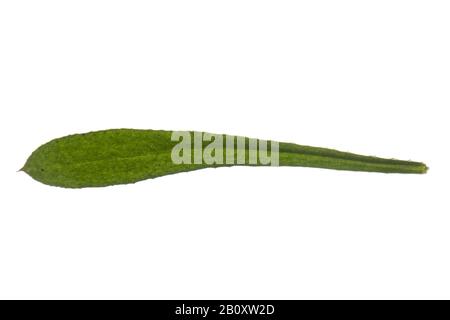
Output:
0,1,449,299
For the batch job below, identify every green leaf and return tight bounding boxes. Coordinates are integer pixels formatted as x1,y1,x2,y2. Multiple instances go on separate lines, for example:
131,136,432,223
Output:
22,129,428,188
